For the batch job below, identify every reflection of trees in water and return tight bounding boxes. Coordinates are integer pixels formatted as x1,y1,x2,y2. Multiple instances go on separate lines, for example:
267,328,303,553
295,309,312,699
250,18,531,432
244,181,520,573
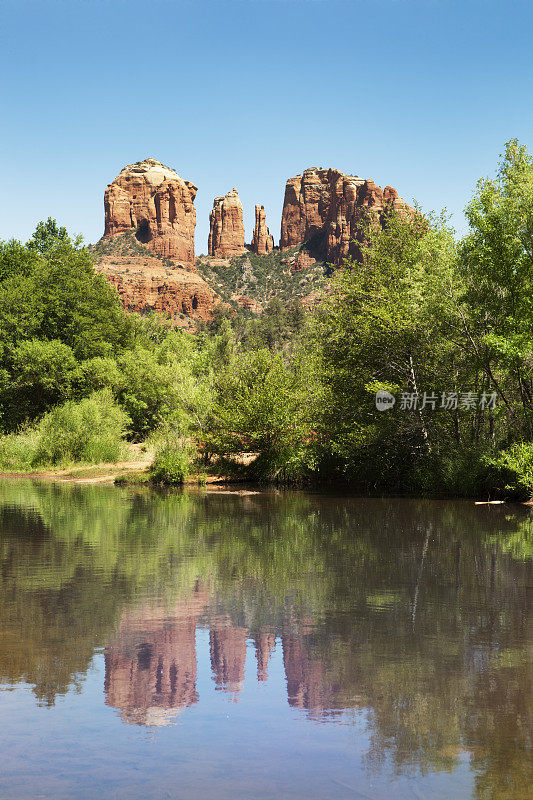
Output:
0,482,531,796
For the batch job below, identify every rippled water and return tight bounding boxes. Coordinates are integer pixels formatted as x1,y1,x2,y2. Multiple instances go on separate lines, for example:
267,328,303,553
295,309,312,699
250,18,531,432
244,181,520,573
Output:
0,480,531,799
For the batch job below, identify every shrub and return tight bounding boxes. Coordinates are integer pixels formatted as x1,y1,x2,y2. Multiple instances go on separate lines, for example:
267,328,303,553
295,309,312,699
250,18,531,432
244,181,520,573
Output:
32,389,130,466
207,348,316,483
0,429,38,471
480,443,533,501
149,439,196,486
434,444,491,498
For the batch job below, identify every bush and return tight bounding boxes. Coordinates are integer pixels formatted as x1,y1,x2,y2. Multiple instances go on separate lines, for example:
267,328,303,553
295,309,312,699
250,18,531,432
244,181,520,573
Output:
149,439,196,485
32,390,130,466
434,444,491,498
0,429,38,471
480,443,533,501
207,348,316,483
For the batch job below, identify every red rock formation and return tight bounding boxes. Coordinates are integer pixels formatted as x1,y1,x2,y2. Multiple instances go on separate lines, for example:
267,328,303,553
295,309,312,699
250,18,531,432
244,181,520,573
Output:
291,250,316,273
230,293,264,314
208,189,245,258
280,167,412,264
93,240,218,327
104,158,197,265
251,205,274,255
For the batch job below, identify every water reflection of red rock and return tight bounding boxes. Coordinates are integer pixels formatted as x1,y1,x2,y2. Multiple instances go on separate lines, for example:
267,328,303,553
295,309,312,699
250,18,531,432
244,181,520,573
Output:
104,583,209,726
104,586,339,725
281,631,342,718
253,630,276,682
209,616,248,695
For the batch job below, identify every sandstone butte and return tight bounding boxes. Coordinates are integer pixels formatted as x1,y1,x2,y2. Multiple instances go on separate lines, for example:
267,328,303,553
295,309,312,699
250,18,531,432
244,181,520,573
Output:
251,204,274,255
94,160,413,325
95,159,218,325
208,189,246,258
104,158,197,263
280,167,412,264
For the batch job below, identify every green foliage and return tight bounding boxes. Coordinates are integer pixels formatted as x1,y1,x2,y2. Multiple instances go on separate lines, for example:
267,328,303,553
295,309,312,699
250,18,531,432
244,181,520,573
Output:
314,208,461,489
232,297,307,352
5,339,78,427
33,390,130,466
207,347,319,482
0,390,130,470
197,246,327,307
0,429,39,471
432,444,491,498
461,139,533,438
0,230,134,360
149,438,196,485
27,217,71,254
481,443,533,500
115,331,214,438
0,220,136,431
71,356,122,398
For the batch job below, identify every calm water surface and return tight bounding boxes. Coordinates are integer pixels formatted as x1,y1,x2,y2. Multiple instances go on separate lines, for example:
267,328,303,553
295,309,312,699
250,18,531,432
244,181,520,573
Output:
0,480,531,799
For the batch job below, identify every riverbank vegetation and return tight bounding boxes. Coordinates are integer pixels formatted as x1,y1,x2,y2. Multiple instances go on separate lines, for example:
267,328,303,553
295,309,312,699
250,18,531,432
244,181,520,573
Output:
2,141,533,497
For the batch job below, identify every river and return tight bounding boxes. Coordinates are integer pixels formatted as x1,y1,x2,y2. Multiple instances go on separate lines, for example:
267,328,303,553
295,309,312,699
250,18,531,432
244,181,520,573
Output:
0,480,531,799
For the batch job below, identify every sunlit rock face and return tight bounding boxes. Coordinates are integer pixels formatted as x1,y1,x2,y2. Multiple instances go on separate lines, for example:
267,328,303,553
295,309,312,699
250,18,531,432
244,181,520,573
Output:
208,189,246,258
96,159,219,325
96,248,216,326
251,204,274,255
280,167,412,264
104,158,197,265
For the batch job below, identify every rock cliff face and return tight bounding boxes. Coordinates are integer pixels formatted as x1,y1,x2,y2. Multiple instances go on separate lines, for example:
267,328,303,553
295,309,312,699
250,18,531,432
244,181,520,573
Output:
104,158,197,265
251,204,274,255
280,167,412,264
96,158,218,325
95,161,412,324
93,235,217,328
208,189,245,258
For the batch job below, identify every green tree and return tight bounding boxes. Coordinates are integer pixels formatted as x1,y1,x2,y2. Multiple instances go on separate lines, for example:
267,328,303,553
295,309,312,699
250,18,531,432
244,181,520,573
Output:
0,220,135,360
314,210,462,489
4,339,78,428
461,139,533,438
0,221,136,430
27,217,71,254
207,347,317,480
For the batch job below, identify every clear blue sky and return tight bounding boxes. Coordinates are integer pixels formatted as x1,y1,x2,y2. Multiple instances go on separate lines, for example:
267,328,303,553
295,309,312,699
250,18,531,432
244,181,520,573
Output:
1,0,532,252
